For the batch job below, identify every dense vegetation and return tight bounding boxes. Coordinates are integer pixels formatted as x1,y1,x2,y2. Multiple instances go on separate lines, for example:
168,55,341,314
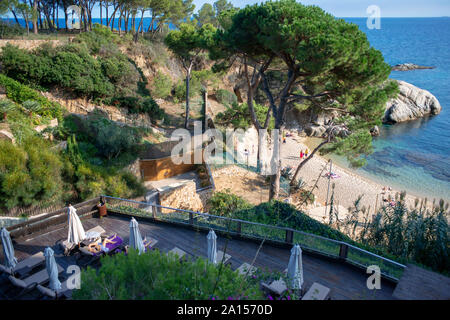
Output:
208,191,449,274
0,25,167,122
0,136,63,209
215,102,275,131
73,249,264,300
0,81,146,213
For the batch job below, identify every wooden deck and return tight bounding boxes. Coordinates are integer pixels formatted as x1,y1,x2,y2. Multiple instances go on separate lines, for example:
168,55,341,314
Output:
392,264,450,300
1,214,397,300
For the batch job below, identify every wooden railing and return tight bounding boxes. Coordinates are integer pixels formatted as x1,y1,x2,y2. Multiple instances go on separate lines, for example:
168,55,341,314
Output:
7,198,100,238
102,195,406,282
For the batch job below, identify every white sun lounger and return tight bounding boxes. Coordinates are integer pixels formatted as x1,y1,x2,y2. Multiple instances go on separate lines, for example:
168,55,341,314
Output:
301,282,331,300
216,250,231,264
262,278,288,296
168,247,186,259
236,263,257,276
60,226,106,255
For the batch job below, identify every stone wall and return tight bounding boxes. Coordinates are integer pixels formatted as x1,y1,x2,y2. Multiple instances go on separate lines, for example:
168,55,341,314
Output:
159,181,207,213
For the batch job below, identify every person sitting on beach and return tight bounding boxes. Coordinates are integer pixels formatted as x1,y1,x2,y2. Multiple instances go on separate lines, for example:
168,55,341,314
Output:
87,235,118,254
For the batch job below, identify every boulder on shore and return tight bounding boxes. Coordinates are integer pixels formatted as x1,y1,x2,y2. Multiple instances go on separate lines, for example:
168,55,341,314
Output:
383,80,442,123
392,63,435,71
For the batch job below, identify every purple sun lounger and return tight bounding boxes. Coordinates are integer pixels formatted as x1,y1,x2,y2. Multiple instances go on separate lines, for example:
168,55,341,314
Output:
77,235,123,267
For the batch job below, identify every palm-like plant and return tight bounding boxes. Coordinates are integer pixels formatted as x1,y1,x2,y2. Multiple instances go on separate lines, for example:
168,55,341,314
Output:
22,100,42,117
0,99,15,121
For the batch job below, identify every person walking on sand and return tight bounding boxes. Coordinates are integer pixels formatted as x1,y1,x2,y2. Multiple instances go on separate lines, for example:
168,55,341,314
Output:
300,150,304,160
304,148,309,157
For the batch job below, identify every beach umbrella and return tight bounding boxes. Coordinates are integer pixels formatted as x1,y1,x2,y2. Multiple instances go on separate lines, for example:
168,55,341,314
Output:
129,217,145,254
1,227,17,269
44,247,61,291
207,229,217,264
287,244,304,290
67,205,86,245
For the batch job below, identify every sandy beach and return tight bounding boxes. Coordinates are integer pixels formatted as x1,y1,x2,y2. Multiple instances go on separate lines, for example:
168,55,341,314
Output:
280,131,431,214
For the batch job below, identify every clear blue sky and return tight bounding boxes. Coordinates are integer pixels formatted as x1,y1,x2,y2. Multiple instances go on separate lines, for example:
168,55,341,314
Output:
192,0,450,17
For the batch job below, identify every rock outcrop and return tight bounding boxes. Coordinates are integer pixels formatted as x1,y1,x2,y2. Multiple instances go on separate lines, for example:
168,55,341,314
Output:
392,63,435,71
0,123,15,144
384,80,442,123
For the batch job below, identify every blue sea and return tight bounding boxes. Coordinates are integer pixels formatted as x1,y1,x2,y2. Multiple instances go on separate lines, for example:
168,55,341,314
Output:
339,18,450,202
2,17,450,201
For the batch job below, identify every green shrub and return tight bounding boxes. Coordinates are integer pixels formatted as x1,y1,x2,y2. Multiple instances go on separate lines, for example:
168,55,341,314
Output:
0,98,15,121
73,249,263,300
208,191,252,217
215,89,237,106
74,24,120,54
215,102,274,130
0,74,63,120
0,137,63,210
151,71,172,99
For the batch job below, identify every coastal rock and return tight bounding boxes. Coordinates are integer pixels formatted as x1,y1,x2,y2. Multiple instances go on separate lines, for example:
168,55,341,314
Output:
0,123,15,144
383,80,442,123
370,125,380,136
392,63,435,71
304,125,326,137
0,129,15,144
312,113,332,126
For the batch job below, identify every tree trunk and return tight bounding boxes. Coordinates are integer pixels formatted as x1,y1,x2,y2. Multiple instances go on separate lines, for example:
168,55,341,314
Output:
290,139,330,185
33,0,38,34
185,70,191,129
11,10,21,26
134,10,144,43
56,4,59,30
124,12,129,33
106,3,110,27
268,126,282,200
118,11,122,35
25,18,30,35
64,6,69,31
100,1,102,25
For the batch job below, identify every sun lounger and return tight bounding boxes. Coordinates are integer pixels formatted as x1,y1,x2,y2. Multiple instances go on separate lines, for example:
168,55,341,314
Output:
301,282,331,300
236,263,257,276
122,237,159,255
81,234,122,257
37,279,72,299
59,226,106,256
262,278,288,296
8,264,63,298
0,252,45,277
84,226,106,241
216,250,231,264
76,235,123,267
168,247,187,259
